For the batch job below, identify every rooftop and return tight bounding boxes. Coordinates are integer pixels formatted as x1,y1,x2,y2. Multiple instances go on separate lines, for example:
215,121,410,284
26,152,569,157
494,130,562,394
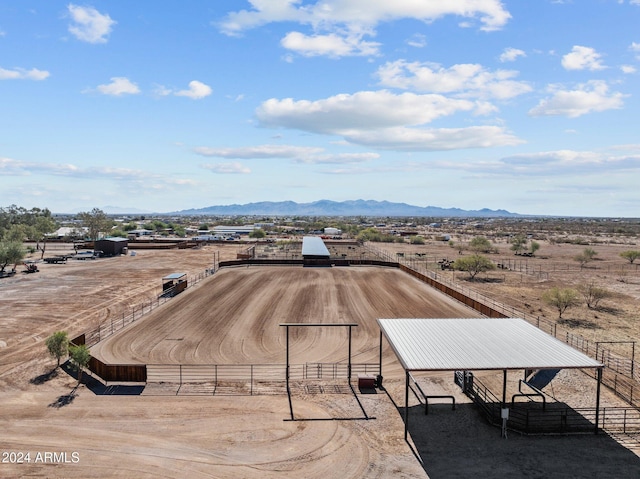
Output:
377,318,603,372
301,236,330,257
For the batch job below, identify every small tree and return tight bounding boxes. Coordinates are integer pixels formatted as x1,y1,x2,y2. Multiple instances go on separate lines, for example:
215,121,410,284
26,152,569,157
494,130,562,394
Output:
410,235,425,245
469,236,494,254
453,254,496,280
574,247,597,269
77,208,111,240
620,250,640,264
542,287,580,319
510,234,527,254
45,331,68,368
69,344,91,385
578,281,611,310
529,241,540,256
0,240,26,273
32,214,57,259
249,228,266,239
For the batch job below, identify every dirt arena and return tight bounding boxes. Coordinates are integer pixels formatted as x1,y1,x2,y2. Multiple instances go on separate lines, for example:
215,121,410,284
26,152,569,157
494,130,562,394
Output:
1,244,640,478
91,266,477,367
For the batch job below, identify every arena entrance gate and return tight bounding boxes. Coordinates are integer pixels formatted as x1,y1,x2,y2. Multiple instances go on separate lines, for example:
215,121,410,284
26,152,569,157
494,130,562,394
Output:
280,322,373,421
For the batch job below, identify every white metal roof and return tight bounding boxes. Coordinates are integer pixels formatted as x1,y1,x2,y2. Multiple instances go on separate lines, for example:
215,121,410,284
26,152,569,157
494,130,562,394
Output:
377,318,603,371
302,236,330,257
163,273,186,280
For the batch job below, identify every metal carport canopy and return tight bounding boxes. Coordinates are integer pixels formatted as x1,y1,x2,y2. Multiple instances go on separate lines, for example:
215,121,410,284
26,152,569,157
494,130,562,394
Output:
301,236,330,257
377,318,605,439
377,317,603,371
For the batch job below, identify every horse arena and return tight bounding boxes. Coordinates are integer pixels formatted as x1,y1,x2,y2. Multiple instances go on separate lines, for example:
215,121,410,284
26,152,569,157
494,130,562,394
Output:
1,242,640,478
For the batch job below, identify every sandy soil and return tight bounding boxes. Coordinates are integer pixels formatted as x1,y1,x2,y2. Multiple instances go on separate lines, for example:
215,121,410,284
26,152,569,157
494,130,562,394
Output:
1,243,640,478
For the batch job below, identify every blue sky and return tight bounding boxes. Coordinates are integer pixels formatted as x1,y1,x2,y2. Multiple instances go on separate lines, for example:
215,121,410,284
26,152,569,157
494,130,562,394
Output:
2,1,640,216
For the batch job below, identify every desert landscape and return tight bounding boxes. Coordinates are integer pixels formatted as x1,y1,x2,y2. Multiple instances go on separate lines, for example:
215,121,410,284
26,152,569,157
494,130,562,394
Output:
1,237,640,478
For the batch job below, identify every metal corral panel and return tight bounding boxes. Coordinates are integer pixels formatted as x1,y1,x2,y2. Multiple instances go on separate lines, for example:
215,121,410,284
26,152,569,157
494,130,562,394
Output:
377,318,603,372
302,236,330,257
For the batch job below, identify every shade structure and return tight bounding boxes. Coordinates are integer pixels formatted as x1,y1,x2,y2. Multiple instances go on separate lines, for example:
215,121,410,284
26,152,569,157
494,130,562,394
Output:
162,273,187,281
301,236,330,257
377,318,604,439
377,317,603,372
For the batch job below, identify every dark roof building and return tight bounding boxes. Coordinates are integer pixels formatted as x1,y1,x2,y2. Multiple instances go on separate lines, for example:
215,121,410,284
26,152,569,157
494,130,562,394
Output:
95,237,128,257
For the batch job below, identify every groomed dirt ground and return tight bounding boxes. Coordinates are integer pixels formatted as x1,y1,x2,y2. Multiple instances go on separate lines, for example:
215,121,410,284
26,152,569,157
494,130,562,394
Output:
90,266,478,366
1,243,640,478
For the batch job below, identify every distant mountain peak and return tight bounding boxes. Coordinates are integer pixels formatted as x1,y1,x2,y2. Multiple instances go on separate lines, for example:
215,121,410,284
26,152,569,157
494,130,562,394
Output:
173,199,519,217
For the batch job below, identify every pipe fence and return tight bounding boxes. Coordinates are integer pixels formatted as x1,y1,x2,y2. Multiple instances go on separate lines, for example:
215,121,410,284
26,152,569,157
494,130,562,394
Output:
69,243,640,410
466,374,640,435
79,267,217,348
143,362,379,396
366,243,640,407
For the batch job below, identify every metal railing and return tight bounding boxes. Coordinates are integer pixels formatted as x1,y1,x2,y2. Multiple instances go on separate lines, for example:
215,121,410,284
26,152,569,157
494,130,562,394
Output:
466,374,640,435
144,362,379,396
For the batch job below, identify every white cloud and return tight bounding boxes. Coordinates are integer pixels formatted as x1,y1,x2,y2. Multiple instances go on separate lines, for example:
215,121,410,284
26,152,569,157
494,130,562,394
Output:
499,47,526,62
375,60,532,100
256,90,522,151
220,1,511,35
280,31,380,57
67,4,116,44
0,156,191,184
154,81,213,99
93,77,140,96
0,157,201,210
257,90,477,132
294,152,379,164
193,144,378,164
218,1,510,57
152,84,173,97
194,144,323,159
434,149,640,178
320,166,377,175
175,80,213,99
529,80,625,118
561,45,605,71
406,33,426,48
340,125,523,151
0,157,31,175
201,162,251,174
621,65,636,74
630,42,640,60
0,66,49,80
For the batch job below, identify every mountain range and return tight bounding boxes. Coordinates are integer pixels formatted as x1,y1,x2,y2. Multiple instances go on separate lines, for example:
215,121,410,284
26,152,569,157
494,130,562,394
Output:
172,200,519,217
